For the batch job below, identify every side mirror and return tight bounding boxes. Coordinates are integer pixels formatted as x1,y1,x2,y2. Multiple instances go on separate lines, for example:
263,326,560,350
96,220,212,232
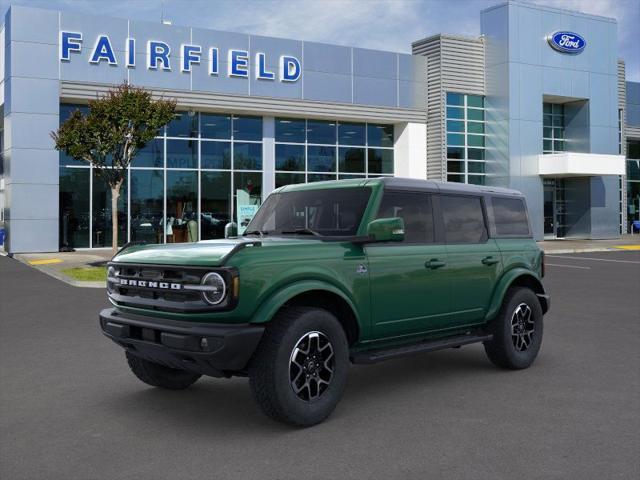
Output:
224,222,238,238
366,217,405,242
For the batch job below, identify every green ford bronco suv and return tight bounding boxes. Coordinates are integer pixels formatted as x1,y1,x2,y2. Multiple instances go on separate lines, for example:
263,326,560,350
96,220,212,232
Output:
100,177,549,426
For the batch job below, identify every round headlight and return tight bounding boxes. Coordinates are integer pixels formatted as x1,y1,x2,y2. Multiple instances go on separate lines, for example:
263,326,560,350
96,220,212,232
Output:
201,272,226,305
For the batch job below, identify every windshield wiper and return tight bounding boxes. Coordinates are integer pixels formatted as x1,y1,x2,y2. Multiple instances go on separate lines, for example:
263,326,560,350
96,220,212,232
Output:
243,229,268,237
280,228,322,237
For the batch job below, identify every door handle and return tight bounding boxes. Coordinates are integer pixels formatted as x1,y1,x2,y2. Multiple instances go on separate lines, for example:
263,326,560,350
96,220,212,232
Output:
425,259,446,269
481,256,500,266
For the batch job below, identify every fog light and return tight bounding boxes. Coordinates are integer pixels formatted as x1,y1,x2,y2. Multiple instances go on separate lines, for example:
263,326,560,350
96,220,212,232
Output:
200,337,209,350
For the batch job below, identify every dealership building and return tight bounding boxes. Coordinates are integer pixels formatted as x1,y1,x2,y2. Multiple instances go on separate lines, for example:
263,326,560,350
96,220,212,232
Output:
0,1,639,252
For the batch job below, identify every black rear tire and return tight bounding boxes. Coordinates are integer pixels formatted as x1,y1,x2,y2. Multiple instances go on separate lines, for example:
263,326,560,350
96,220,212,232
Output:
484,287,544,369
126,352,201,390
248,307,349,427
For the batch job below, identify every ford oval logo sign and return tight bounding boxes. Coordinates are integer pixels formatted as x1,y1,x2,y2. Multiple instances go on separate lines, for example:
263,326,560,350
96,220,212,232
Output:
547,31,586,54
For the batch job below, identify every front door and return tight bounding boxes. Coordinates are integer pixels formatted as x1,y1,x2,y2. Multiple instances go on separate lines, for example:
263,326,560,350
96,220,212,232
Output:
366,191,452,340
543,178,567,238
439,194,502,326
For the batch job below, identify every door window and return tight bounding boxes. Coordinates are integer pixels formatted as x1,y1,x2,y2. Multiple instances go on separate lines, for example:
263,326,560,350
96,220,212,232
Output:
440,195,487,243
376,191,434,243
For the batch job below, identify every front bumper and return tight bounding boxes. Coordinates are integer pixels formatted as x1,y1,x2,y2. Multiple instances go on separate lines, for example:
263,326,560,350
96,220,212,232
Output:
99,308,264,377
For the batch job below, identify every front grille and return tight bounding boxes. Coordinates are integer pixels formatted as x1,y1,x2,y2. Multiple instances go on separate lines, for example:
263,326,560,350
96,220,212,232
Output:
107,263,236,313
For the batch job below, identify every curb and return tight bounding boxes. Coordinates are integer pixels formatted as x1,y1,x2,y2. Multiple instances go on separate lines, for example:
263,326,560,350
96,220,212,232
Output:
540,247,619,255
10,254,106,289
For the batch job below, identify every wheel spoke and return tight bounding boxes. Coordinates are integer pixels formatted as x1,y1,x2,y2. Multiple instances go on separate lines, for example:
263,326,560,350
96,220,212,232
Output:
289,330,335,402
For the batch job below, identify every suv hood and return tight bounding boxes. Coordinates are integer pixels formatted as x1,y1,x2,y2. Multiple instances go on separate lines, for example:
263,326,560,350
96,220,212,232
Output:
111,237,321,267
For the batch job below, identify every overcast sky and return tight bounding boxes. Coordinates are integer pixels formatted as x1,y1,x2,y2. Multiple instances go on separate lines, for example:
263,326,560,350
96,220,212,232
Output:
1,0,638,80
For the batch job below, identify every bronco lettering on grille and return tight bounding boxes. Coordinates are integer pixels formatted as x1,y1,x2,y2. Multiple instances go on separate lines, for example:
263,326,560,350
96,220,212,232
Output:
119,278,182,290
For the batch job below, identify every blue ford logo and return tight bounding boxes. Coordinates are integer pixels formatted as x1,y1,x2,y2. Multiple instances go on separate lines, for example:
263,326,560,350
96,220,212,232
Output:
547,31,586,54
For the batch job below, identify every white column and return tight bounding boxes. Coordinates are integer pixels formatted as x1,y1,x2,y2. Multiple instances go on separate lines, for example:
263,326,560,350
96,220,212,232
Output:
393,122,427,179
262,116,275,200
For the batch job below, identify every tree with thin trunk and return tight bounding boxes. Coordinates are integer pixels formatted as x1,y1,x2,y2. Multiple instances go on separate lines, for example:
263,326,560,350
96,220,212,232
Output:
52,83,176,256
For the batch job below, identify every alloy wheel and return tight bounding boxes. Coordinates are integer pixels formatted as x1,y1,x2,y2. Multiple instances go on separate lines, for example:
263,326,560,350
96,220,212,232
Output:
510,303,535,352
289,331,335,401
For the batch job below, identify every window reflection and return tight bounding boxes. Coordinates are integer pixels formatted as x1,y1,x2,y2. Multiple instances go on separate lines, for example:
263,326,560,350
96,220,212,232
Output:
201,172,231,240
130,170,164,244
59,167,90,248
92,169,127,247
166,171,198,243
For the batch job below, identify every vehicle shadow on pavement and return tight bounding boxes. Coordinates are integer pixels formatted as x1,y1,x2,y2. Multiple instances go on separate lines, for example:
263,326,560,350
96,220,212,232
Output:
101,345,499,432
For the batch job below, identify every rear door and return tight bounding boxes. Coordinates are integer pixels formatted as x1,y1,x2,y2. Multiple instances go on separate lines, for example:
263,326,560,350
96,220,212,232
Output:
366,190,452,340
440,194,502,326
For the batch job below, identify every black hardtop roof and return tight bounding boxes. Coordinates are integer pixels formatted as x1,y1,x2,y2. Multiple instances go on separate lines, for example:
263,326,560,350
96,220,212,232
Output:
370,177,524,197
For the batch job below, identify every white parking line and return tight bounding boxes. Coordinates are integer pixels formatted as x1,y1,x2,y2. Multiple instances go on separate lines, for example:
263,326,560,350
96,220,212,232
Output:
545,263,591,269
546,255,640,264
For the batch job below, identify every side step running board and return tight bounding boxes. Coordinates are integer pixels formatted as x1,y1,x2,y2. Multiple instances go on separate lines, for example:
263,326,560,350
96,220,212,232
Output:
351,332,493,364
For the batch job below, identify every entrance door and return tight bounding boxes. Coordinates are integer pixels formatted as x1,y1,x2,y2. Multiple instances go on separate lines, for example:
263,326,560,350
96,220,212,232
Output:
543,178,567,238
367,191,452,340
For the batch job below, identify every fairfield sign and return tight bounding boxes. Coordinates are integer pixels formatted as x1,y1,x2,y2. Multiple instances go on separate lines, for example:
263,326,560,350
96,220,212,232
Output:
59,31,302,82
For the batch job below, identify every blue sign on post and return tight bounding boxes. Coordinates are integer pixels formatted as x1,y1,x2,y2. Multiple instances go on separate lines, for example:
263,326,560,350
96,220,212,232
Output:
547,31,586,54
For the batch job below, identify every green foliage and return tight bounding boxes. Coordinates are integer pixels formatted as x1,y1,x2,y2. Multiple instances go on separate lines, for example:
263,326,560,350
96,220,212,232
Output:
51,83,176,188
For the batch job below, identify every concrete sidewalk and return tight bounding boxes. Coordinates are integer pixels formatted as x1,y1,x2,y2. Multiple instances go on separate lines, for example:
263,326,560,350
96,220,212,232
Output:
537,234,640,254
8,249,112,288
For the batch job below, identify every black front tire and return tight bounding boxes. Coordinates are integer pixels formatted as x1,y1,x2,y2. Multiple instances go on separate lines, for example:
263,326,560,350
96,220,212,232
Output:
248,307,349,427
484,287,544,370
126,352,201,390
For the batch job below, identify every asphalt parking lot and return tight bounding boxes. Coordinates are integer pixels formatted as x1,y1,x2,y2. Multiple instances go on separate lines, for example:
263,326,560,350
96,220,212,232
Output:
1,251,639,480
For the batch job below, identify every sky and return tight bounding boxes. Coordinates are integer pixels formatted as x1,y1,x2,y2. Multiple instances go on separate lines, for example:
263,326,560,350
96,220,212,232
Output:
1,0,638,80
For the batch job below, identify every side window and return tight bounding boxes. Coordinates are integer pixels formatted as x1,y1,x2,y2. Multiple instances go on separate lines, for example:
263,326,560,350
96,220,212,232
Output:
492,197,531,236
376,191,434,243
440,195,487,244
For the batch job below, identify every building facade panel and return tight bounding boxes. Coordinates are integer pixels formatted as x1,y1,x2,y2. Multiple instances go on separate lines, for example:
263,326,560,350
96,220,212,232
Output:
0,1,634,251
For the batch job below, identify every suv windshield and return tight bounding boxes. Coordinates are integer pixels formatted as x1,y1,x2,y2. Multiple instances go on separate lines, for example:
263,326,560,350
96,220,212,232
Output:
245,187,371,237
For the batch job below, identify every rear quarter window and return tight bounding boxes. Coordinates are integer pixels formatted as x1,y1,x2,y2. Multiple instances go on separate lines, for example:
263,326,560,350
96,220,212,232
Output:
440,195,488,244
491,197,531,237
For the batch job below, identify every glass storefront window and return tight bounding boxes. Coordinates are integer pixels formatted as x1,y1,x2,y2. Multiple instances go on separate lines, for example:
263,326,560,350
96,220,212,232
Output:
234,142,262,170
446,120,464,133
234,172,262,206
338,122,366,146
368,148,393,174
59,104,90,167
308,145,336,172
467,95,484,108
59,167,90,248
276,144,305,171
446,106,464,119
543,103,565,154
339,147,365,173
201,171,231,240
627,140,640,232
167,139,197,169
276,173,306,188
276,118,306,143
92,170,127,248
201,141,231,169
166,170,198,243
367,124,394,148
445,92,486,184
130,169,164,244
167,111,198,138
135,138,164,168
57,105,265,247
467,109,484,122
233,115,262,141
307,120,336,144
446,92,464,106
308,174,337,183
201,113,231,139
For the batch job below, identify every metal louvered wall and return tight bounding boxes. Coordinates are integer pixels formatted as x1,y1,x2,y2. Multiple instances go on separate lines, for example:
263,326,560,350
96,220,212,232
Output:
618,60,627,233
412,35,485,180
